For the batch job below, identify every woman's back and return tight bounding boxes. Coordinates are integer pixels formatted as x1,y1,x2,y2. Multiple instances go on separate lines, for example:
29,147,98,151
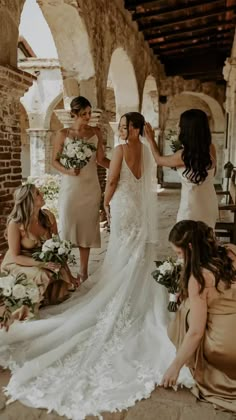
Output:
177,166,218,228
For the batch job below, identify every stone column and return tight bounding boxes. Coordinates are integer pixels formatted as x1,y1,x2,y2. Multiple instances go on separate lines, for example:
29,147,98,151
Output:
0,66,34,250
27,129,51,176
91,109,108,218
223,58,236,165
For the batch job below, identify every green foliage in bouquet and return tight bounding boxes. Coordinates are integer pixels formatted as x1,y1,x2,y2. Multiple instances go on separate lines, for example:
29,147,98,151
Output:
152,258,182,312
165,129,183,153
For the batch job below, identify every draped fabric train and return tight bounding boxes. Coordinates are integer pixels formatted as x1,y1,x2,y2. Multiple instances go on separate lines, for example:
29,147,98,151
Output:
0,143,193,420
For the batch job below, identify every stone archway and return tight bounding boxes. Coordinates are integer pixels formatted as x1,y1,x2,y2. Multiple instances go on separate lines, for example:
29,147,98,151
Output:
37,0,97,106
107,47,139,120
141,75,159,129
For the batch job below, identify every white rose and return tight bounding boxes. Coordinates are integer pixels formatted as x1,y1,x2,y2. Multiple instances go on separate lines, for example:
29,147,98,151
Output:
66,148,76,158
12,284,26,299
26,287,40,304
53,242,60,248
77,152,85,160
60,157,67,166
2,286,12,297
42,240,55,252
159,261,173,275
85,148,92,158
58,247,66,255
0,275,15,289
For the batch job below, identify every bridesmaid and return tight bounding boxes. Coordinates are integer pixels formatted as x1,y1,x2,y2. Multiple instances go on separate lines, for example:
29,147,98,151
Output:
52,96,110,282
145,109,218,229
1,184,77,329
162,220,236,412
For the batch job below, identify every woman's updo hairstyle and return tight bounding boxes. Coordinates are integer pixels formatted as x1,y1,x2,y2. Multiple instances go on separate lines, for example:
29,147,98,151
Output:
70,96,92,118
121,112,145,138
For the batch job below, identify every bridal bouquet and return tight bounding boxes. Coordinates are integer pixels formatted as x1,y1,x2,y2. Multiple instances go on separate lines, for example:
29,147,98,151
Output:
152,258,182,312
32,235,76,276
0,272,40,323
58,139,97,170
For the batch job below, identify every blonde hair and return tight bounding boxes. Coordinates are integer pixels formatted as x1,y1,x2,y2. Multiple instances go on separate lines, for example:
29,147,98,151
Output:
6,184,50,235
7,184,36,232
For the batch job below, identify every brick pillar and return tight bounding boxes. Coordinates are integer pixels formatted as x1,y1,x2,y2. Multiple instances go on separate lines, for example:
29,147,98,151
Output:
27,129,51,176
0,66,34,251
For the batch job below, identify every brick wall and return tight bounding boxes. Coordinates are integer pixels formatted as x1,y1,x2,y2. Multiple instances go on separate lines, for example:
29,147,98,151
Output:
0,66,34,251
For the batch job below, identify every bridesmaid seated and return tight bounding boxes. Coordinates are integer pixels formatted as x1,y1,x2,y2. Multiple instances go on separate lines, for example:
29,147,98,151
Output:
0,184,78,329
162,220,236,413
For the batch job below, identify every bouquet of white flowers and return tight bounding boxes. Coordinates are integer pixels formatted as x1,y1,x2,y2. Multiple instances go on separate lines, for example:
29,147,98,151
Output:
58,139,97,170
0,272,40,323
152,258,182,312
32,235,76,277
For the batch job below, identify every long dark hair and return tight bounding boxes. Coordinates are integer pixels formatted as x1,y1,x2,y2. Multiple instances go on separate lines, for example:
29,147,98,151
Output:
169,220,235,297
119,112,145,139
179,109,212,184
70,96,91,118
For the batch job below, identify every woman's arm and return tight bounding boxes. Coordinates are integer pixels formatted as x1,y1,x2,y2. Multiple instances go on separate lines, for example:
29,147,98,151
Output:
7,222,43,267
52,130,79,176
161,275,208,387
104,146,123,222
95,127,110,169
145,123,183,168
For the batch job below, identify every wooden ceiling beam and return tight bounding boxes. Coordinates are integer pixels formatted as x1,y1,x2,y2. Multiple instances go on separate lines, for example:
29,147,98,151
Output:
141,5,236,32
154,39,232,56
125,0,163,10
148,22,236,45
161,48,229,60
133,0,223,21
154,30,234,51
146,19,236,41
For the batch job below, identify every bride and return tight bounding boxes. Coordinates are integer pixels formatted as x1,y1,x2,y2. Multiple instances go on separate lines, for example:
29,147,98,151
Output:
0,112,193,420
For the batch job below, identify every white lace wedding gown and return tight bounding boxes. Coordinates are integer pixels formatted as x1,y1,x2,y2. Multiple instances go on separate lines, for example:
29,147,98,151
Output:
0,144,193,420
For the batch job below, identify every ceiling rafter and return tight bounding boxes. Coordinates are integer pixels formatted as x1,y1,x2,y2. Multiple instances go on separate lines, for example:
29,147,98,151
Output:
154,29,234,51
146,19,236,41
148,21,236,45
154,39,232,56
133,0,223,21
140,5,236,32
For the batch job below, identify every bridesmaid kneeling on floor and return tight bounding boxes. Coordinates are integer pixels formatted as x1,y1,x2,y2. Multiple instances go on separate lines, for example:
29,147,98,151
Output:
0,184,78,329
162,220,236,412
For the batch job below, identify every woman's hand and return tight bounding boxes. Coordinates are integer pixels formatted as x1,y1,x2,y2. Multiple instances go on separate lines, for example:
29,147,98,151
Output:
144,122,155,144
44,262,61,272
161,361,181,388
104,205,111,226
0,306,13,332
12,305,30,322
67,168,80,176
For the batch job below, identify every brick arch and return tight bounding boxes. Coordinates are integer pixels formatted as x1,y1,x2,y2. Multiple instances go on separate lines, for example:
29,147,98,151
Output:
141,75,159,128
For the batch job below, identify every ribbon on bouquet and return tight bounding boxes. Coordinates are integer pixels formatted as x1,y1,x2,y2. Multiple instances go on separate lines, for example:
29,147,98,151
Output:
168,293,179,312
